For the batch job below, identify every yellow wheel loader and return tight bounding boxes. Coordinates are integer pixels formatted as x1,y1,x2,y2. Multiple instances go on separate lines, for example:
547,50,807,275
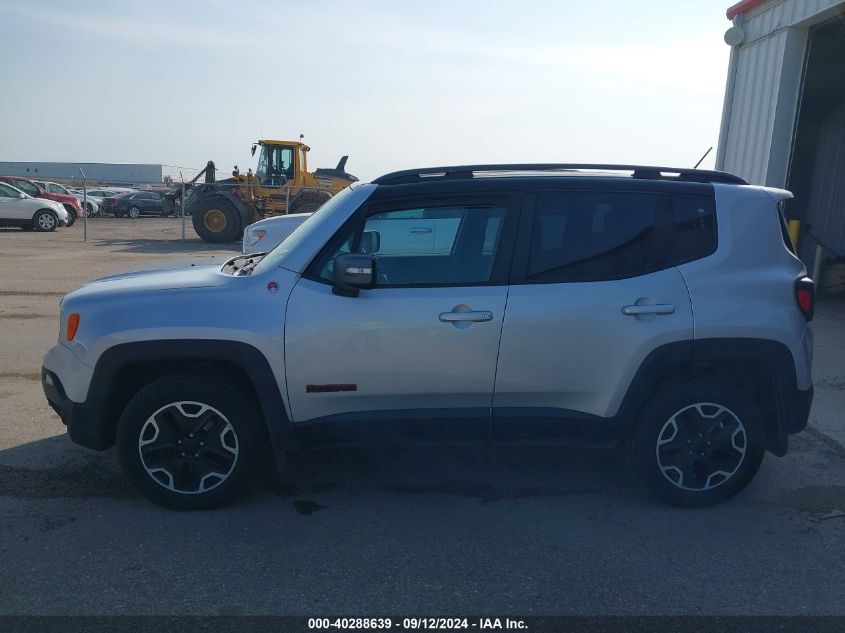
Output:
183,140,357,244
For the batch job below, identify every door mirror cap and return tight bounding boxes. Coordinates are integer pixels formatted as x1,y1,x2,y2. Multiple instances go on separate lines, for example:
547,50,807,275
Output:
18,193,25,199
332,253,375,297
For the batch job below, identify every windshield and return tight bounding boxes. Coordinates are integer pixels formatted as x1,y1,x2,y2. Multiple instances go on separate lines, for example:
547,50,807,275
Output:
255,145,295,186
252,186,355,275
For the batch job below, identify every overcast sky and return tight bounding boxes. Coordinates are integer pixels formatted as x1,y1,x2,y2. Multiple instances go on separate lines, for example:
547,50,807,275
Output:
0,0,732,180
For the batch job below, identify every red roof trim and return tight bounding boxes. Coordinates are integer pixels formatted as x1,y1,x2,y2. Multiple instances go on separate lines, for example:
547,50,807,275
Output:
726,0,767,19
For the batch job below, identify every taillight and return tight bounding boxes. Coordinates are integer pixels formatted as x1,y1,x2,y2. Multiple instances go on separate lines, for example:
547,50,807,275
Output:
66,313,80,341
795,277,815,321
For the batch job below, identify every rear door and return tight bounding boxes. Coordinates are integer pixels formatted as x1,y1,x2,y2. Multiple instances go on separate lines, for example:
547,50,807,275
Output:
493,187,694,437
283,191,519,440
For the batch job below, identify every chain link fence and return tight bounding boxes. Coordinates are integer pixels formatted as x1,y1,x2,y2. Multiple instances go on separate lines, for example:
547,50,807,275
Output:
57,172,346,251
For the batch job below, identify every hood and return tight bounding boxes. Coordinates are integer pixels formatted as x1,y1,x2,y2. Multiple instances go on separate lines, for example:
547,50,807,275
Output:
249,212,313,231
42,191,80,206
73,261,232,298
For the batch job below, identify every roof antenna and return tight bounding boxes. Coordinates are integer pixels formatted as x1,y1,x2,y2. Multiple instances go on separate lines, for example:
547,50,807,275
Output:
693,146,713,169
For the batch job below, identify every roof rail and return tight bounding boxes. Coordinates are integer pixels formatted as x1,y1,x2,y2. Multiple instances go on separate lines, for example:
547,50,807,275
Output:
371,163,747,186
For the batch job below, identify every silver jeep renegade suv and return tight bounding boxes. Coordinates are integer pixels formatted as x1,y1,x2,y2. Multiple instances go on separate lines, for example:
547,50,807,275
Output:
42,164,815,509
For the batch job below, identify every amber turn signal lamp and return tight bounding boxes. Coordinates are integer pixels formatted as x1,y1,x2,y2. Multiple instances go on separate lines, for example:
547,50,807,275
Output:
66,313,80,341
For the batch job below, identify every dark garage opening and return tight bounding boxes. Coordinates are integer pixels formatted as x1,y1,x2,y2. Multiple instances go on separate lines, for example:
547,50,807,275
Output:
786,16,845,270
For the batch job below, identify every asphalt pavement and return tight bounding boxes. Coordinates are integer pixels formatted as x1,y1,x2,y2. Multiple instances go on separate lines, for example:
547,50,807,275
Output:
0,220,843,615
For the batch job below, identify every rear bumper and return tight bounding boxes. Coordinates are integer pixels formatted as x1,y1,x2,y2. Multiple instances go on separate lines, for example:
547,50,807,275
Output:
42,367,111,451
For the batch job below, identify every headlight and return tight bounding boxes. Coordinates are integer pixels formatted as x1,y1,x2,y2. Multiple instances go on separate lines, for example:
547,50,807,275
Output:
246,229,266,247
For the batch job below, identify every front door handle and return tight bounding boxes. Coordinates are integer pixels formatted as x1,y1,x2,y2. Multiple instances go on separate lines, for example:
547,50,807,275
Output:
439,310,493,323
622,304,675,316
410,227,433,234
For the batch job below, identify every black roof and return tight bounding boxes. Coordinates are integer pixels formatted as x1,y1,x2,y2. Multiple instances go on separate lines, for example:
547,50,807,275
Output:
372,164,747,186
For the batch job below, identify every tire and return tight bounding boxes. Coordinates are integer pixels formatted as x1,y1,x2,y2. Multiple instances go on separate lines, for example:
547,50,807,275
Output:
32,209,59,232
128,206,141,219
191,197,242,243
116,374,261,510
289,190,331,214
628,381,766,507
63,204,77,227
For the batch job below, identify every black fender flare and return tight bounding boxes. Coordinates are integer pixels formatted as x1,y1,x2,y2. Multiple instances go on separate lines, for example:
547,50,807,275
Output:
88,340,297,470
616,338,806,455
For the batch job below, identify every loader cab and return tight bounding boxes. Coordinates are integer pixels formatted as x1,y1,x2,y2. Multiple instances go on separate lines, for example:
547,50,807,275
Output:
253,140,308,187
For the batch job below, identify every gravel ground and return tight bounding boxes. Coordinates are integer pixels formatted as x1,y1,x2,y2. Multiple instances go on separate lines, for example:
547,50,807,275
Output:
0,219,843,615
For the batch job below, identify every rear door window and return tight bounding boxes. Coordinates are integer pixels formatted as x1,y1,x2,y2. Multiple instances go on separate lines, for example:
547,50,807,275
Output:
13,180,39,196
524,191,667,282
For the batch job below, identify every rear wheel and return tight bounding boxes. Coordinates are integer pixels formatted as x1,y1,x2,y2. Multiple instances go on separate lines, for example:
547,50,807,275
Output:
628,381,766,507
32,209,58,232
116,374,261,509
192,197,242,243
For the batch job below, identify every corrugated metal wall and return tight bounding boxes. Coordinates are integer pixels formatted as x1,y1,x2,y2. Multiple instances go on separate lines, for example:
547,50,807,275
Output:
716,0,843,184
720,26,789,184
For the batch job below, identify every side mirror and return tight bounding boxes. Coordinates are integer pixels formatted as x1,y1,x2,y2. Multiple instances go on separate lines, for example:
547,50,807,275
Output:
18,193,26,199
332,253,375,297
361,230,380,254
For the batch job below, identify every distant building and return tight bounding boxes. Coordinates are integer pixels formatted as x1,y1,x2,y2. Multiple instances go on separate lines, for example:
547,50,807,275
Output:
716,0,845,266
0,162,203,185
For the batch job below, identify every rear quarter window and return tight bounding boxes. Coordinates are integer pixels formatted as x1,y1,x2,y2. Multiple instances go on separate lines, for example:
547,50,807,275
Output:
672,195,717,264
777,200,797,254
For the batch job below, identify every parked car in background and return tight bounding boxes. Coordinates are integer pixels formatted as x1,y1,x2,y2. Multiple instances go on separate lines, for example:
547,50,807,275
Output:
35,181,101,216
78,188,123,198
242,212,312,254
100,191,175,218
0,176,82,226
0,181,69,231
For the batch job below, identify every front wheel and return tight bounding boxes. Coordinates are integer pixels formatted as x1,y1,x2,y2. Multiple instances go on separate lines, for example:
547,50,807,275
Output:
191,197,242,243
128,206,141,219
628,381,766,507
32,209,59,232
116,374,262,509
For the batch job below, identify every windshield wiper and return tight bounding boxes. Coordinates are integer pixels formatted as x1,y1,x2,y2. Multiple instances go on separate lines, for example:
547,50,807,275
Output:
236,255,263,276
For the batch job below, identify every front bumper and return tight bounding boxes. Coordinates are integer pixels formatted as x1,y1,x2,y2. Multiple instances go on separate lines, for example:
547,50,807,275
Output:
42,367,112,451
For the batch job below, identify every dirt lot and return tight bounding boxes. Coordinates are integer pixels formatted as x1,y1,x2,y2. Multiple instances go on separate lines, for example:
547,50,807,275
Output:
0,219,843,615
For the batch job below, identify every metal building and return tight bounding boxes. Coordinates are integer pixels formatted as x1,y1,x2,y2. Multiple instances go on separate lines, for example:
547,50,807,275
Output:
0,162,164,185
716,0,845,266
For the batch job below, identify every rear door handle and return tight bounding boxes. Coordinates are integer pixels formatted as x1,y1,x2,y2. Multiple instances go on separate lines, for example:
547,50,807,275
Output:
439,310,493,323
622,304,675,316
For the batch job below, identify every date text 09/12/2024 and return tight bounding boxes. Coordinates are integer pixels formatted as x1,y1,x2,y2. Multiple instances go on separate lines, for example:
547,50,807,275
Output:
307,618,528,630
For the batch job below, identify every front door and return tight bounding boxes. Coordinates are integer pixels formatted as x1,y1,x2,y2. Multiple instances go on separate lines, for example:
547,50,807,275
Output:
284,192,518,442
